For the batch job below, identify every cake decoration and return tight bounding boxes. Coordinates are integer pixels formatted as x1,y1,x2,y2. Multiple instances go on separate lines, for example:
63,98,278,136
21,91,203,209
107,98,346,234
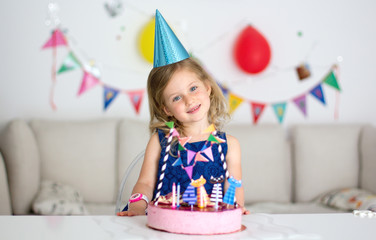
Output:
223,176,242,206
191,176,211,208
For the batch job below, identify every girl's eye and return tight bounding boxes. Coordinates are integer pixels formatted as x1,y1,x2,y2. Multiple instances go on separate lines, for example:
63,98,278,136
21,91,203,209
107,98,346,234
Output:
172,96,181,102
190,86,198,92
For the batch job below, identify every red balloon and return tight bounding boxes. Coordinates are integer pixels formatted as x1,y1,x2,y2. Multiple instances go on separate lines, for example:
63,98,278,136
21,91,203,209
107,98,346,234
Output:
234,25,271,74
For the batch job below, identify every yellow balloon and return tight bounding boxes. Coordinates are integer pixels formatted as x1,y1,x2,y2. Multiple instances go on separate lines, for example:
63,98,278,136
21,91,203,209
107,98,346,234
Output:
138,17,155,64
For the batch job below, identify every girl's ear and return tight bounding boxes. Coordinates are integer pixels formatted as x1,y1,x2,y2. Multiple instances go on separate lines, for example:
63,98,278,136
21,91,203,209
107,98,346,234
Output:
205,82,212,96
163,106,173,116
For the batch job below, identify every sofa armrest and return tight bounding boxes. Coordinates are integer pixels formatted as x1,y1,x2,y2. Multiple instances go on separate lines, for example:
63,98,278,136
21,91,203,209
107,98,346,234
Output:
0,120,41,214
0,152,11,215
360,125,376,194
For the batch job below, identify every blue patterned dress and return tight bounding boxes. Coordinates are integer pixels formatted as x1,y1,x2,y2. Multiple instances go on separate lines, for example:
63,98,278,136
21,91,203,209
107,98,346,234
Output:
152,129,228,200
122,129,228,211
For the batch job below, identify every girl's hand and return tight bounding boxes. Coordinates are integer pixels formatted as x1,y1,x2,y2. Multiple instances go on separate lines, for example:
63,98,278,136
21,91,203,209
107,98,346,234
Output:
242,207,250,215
117,209,145,217
117,201,148,217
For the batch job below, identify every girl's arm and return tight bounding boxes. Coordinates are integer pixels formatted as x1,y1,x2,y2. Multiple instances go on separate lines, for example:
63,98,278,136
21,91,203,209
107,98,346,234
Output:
118,133,161,216
226,134,250,215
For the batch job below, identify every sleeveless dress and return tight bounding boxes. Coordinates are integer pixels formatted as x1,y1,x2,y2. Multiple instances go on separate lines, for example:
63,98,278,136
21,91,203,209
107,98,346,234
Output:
122,129,228,211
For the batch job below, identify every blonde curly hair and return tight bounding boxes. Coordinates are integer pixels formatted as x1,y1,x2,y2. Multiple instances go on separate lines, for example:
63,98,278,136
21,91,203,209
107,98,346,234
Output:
147,58,230,136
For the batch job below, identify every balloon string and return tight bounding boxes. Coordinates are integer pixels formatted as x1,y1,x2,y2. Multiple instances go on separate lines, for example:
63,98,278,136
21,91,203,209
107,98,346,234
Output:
50,36,57,110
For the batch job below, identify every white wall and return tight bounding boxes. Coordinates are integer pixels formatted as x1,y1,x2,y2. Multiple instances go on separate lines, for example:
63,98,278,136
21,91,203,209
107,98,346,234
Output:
1,0,376,131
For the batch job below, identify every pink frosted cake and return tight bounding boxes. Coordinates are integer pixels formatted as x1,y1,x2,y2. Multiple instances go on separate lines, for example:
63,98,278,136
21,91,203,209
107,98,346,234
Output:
147,200,242,235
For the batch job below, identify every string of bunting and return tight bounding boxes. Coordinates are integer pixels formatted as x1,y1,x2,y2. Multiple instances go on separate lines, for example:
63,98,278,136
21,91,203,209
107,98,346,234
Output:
41,28,145,114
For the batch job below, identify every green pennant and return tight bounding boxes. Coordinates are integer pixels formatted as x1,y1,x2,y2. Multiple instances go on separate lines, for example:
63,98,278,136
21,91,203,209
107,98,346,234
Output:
178,143,186,151
57,52,81,74
323,71,341,91
165,121,174,129
208,134,219,143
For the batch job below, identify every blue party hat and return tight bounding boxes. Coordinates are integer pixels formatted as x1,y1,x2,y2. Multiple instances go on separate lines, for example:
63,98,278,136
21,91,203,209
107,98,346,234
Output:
153,9,190,68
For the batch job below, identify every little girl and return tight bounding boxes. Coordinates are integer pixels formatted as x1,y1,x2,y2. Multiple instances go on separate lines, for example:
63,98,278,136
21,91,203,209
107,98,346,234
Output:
119,57,249,216
119,9,249,216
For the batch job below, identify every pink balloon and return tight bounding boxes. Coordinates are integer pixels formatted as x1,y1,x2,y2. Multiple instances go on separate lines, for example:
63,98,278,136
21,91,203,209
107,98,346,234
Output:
234,25,271,74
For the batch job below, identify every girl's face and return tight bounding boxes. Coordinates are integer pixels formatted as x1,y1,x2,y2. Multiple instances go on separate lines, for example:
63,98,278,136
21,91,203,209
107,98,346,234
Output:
162,68,211,128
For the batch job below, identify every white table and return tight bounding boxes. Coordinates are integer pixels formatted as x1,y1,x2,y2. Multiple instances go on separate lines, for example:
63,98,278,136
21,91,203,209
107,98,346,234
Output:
0,213,375,240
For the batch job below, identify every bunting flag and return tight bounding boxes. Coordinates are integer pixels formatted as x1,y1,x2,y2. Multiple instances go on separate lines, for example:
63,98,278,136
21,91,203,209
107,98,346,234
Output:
214,136,226,143
58,52,81,74
172,157,183,167
292,95,307,117
165,121,174,129
310,84,326,105
178,136,191,147
187,150,196,165
184,166,194,179
204,124,216,133
217,81,229,98
208,134,220,143
195,152,209,162
272,102,287,123
202,146,214,162
78,71,100,96
228,93,244,114
42,29,68,49
251,102,266,124
126,89,144,114
323,71,341,91
103,86,119,110
178,143,186,151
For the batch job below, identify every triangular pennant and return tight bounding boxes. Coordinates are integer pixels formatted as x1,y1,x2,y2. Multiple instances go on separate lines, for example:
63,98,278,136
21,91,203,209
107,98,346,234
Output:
323,71,341,91
178,136,191,147
103,87,119,110
187,150,196,165
165,121,174,129
292,95,307,117
172,157,183,167
202,146,214,162
126,89,144,114
77,71,100,96
171,129,180,137
228,93,244,114
178,143,186,151
251,102,266,124
184,166,194,179
204,124,216,133
42,29,68,49
57,52,81,74
195,152,209,162
216,81,229,98
214,136,226,143
310,84,326,105
208,134,220,143
272,102,287,123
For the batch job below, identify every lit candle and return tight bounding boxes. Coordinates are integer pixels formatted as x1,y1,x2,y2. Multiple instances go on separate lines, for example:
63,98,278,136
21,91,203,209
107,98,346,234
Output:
172,182,176,209
177,183,180,208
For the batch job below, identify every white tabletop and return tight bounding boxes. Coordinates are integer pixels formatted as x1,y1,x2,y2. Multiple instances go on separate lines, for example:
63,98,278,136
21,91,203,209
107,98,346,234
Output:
0,213,375,240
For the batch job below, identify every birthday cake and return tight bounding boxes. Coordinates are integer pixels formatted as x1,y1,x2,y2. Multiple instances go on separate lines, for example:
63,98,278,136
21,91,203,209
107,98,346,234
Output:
147,198,242,235
147,176,243,235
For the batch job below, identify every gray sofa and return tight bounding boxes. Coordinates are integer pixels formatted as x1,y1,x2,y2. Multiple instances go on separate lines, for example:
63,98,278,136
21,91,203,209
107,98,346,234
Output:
0,118,375,215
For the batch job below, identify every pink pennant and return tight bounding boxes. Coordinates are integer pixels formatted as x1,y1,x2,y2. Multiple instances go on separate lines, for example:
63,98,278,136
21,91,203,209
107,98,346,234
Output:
184,166,193,179
202,146,214,161
195,152,209,162
187,150,196,165
42,29,68,49
172,129,180,137
179,136,191,147
292,94,307,117
77,71,99,96
126,89,144,114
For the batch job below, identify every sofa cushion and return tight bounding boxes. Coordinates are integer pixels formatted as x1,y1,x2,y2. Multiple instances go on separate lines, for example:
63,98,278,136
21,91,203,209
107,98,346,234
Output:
30,119,118,204
32,180,89,215
0,120,40,214
317,188,376,211
225,124,291,204
292,125,362,202
360,125,376,194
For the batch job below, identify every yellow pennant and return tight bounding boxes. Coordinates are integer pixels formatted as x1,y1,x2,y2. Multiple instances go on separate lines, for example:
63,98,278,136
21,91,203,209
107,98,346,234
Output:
228,93,244,114
204,124,216,133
